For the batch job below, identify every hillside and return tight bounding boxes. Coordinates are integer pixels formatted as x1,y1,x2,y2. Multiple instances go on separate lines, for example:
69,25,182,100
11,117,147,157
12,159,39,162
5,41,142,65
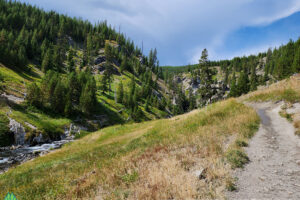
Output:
0,0,172,148
162,40,300,109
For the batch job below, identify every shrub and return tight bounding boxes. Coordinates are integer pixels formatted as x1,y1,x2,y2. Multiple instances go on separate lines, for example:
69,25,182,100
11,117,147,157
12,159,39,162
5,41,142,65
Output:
235,139,248,147
226,149,249,169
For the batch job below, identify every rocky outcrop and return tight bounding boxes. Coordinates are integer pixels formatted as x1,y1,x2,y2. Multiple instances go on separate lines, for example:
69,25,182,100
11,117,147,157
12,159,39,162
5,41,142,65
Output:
0,93,24,104
173,74,229,106
94,55,106,65
8,118,27,146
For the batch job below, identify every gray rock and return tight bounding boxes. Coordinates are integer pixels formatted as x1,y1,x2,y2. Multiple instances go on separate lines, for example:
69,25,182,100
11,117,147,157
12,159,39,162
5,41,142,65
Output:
194,168,207,179
9,118,27,145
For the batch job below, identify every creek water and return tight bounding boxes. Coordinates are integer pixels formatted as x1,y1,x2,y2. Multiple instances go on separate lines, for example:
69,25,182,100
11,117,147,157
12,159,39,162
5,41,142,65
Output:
0,139,72,174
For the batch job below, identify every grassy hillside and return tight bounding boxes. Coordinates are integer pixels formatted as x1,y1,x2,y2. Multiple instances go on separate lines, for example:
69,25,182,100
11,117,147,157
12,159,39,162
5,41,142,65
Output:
0,98,259,199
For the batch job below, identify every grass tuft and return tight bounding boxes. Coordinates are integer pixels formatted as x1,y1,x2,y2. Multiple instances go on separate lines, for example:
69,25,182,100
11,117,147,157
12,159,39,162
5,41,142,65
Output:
235,139,248,147
226,149,249,169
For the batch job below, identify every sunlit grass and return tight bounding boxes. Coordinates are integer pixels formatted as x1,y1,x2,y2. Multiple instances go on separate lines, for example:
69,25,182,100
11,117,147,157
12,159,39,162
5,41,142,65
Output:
242,74,300,103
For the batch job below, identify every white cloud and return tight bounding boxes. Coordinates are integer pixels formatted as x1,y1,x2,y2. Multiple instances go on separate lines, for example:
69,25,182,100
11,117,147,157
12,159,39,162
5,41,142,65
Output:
19,0,300,65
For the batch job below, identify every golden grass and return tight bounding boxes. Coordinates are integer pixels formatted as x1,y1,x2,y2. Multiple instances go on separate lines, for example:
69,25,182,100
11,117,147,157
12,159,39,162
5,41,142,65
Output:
241,74,300,103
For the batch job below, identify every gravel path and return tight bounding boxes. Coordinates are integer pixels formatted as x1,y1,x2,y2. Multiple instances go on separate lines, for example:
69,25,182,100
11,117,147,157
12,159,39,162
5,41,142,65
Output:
227,102,300,200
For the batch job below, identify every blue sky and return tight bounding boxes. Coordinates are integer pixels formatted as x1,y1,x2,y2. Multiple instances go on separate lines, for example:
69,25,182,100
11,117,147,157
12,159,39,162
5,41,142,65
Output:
18,0,300,66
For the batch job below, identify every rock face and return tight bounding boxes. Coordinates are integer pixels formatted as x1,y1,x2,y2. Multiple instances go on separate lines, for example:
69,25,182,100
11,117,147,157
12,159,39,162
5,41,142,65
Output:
8,118,27,145
62,123,87,139
94,55,106,65
172,74,229,106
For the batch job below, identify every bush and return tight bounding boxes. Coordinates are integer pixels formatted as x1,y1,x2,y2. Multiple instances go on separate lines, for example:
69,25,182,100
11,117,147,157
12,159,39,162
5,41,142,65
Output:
226,149,249,169
235,139,248,147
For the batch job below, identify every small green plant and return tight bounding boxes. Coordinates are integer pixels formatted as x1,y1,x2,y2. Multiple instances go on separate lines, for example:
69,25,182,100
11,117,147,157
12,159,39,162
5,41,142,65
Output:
279,111,293,122
235,139,248,147
226,149,249,169
226,178,237,191
121,171,139,185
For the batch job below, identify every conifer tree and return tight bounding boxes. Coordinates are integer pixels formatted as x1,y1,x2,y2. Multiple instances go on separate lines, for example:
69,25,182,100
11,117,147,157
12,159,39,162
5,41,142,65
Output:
229,72,237,97
236,71,249,95
120,56,128,73
42,49,51,72
198,48,214,104
117,81,124,103
292,46,300,73
52,80,65,114
250,66,257,91
188,89,196,111
145,97,150,112
64,92,73,117
26,83,41,107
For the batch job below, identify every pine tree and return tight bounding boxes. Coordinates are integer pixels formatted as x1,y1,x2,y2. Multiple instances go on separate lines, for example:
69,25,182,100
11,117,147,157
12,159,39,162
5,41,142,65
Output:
120,57,128,73
52,80,65,114
198,48,214,104
292,46,300,73
42,49,51,72
236,71,249,95
64,92,73,117
145,97,150,111
188,89,196,111
250,66,257,91
117,81,124,103
26,83,41,107
80,82,96,115
229,72,237,97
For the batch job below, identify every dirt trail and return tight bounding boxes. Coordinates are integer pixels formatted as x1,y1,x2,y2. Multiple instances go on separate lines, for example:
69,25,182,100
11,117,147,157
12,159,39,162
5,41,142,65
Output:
227,102,300,200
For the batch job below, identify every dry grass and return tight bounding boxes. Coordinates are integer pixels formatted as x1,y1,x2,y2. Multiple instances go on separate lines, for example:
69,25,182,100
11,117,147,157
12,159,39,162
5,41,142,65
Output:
241,74,300,103
0,99,259,200
294,120,300,135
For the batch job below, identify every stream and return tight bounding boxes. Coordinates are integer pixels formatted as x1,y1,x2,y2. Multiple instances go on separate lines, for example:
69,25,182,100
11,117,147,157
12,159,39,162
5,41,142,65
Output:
0,139,73,174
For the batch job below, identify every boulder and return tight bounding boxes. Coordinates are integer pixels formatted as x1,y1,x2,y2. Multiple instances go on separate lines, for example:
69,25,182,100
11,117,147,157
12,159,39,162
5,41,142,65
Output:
9,118,27,145
194,168,207,180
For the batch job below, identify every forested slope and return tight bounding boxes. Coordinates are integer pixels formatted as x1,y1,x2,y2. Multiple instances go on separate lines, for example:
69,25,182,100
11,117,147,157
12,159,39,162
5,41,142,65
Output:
0,0,172,147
